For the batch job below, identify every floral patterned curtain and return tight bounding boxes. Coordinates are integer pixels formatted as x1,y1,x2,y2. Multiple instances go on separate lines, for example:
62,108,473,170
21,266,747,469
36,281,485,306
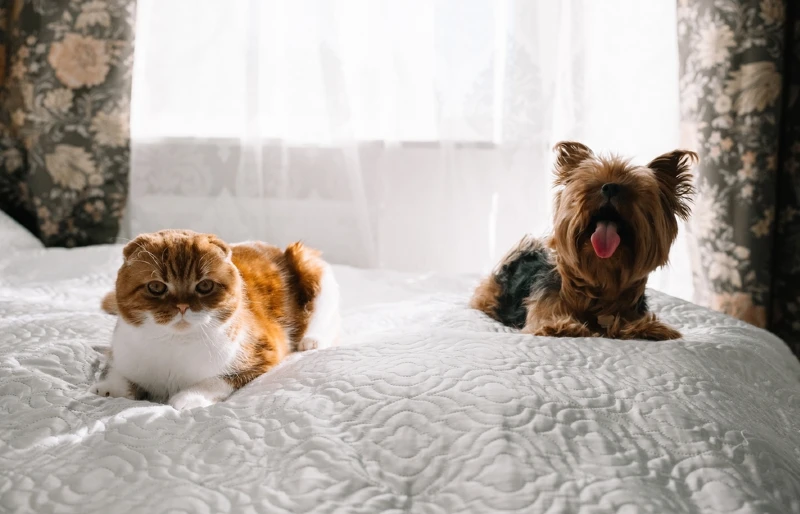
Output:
0,0,135,247
678,0,800,354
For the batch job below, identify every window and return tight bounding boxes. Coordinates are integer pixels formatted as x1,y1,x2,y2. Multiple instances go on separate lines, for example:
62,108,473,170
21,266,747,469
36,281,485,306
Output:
130,0,691,300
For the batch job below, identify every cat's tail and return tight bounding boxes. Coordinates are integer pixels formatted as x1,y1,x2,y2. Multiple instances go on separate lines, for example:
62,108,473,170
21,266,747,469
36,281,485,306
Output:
470,235,551,329
283,242,339,351
283,242,325,306
101,291,118,315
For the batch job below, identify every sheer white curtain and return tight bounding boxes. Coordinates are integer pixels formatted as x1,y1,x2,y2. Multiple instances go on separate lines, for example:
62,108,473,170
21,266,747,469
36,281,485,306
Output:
129,0,690,299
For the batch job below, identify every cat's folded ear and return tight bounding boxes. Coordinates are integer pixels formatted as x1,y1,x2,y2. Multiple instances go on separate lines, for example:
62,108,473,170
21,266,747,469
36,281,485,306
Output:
207,235,232,260
122,234,154,261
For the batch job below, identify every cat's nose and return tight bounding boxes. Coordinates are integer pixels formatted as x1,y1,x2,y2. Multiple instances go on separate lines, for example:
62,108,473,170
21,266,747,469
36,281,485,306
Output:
176,303,189,315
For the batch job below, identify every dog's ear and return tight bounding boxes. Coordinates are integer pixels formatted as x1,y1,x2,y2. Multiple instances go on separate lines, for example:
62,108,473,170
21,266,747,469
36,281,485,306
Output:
647,150,697,220
553,141,594,183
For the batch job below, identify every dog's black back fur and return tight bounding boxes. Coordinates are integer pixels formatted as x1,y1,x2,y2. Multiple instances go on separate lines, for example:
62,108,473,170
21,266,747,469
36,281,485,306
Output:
635,292,649,316
491,243,559,329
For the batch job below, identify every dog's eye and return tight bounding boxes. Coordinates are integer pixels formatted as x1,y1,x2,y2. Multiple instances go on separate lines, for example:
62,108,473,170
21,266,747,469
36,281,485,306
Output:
146,281,167,295
196,279,215,294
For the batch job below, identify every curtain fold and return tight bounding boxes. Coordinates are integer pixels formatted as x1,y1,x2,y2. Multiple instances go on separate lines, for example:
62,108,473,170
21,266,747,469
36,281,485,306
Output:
130,0,692,297
0,0,136,247
677,0,800,353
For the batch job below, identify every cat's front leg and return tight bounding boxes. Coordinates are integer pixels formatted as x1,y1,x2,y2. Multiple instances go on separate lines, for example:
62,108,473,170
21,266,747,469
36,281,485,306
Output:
89,365,135,399
169,376,234,411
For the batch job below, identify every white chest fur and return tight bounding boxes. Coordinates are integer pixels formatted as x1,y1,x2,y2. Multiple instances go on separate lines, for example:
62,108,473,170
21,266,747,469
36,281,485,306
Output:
111,318,242,400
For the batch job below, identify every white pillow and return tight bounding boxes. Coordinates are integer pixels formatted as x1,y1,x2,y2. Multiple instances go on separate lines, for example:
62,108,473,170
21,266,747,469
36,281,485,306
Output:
0,210,44,251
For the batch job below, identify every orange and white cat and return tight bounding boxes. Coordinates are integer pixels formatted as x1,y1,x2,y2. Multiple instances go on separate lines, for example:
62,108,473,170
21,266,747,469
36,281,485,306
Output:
89,229,340,410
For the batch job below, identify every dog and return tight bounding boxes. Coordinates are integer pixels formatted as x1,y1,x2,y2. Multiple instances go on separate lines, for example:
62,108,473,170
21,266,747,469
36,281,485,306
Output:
471,141,696,340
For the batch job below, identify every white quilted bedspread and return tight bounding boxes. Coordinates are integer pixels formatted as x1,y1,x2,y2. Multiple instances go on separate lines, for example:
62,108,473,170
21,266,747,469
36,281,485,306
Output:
1,213,800,514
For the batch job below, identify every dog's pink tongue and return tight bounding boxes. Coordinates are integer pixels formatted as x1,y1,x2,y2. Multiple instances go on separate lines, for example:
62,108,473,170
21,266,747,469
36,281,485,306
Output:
591,222,620,258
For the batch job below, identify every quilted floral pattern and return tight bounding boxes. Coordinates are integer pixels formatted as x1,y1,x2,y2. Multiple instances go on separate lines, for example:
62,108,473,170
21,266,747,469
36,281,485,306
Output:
678,0,800,353
0,0,135,247
0,212,799,513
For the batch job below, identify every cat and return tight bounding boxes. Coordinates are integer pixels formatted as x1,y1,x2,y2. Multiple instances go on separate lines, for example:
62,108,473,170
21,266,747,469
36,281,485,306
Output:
89,229,340,410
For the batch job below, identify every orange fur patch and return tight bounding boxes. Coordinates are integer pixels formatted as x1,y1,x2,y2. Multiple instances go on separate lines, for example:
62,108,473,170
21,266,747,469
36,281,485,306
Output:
100,292,117,315
469,276,503,321
223,241,325,388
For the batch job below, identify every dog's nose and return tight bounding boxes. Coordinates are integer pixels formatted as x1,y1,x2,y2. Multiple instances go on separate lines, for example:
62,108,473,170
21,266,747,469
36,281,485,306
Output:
177,303,189,315
601,183,621,199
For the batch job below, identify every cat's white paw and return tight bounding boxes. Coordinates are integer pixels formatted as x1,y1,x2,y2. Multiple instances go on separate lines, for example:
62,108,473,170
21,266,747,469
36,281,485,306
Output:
89,379,132,399
297,335,335,352
169,391,216,411
297,336,319,351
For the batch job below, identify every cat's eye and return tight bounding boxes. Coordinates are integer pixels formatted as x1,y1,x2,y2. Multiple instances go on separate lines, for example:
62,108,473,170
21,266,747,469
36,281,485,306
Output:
195,279,215,294
146,281,167,295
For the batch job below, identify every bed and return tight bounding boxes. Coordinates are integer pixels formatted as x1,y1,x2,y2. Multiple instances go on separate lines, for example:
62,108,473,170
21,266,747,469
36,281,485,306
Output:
1,211,799,514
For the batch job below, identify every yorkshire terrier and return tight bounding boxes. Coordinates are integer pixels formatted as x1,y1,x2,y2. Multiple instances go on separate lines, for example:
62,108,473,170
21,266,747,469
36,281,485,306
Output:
471,141,696,340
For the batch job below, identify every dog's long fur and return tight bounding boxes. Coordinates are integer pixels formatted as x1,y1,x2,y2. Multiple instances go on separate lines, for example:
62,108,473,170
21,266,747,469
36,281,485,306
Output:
471,142,696,340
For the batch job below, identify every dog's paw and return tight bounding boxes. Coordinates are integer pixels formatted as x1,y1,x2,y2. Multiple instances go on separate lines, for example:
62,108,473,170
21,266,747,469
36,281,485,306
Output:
88,379,133,399
529,321,593,338
624,324,682,341
169,391,216,411
615,316,682,341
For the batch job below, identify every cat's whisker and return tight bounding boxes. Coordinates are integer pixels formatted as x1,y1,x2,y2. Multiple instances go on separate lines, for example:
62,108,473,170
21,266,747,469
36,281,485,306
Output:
192,323,215,361
146,253,164,273
198,253,213,271
127,258,159,275
134,243,164,273
197,325,214,360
